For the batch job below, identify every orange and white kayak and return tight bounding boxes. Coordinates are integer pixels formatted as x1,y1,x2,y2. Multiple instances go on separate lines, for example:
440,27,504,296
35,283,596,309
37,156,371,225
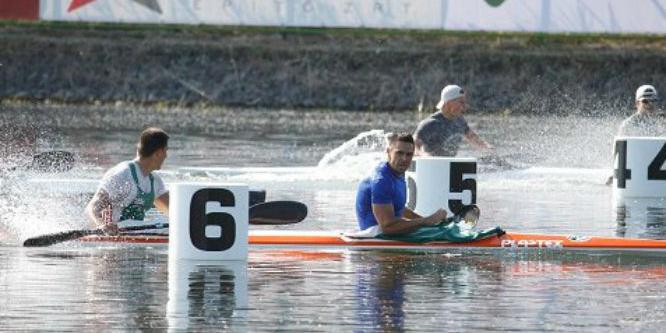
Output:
77,230,666,253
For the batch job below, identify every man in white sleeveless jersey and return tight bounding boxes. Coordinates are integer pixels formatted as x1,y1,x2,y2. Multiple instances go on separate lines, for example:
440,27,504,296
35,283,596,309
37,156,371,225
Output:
85,127,170,234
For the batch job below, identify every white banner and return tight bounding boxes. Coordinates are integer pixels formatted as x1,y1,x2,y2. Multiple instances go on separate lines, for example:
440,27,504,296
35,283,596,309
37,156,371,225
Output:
41,0,666,34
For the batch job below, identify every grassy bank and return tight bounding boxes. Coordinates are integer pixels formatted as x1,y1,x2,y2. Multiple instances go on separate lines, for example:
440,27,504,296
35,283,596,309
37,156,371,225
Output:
3,19,665,46
1,20,665,114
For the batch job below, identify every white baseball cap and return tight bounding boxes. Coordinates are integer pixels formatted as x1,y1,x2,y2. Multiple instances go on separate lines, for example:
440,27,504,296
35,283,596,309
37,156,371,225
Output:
436,85,465,109
636,84,658,101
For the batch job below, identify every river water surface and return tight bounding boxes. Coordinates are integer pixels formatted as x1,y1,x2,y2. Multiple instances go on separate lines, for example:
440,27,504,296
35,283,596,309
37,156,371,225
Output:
1,104,666,332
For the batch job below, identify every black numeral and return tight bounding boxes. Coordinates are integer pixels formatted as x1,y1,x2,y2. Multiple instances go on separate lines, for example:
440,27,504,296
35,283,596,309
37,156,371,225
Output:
648,143,666,181
448,162,477,214
189,189,236,251
613,140,631,188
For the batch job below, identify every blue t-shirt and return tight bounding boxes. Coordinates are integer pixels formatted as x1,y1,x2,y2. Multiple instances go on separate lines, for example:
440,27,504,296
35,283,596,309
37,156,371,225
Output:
355,162,407,231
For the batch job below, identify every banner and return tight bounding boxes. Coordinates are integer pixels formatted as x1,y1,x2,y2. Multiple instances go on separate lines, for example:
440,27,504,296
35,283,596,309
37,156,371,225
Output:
0,0,39,20
38,0,666,34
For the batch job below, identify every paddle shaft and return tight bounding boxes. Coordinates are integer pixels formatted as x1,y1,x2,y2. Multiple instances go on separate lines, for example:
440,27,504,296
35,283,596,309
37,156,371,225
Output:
22,223,168,247
23,201,307,247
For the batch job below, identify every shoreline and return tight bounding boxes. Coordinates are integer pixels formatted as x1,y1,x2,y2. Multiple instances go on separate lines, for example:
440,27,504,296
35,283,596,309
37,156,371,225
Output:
1,21,665,114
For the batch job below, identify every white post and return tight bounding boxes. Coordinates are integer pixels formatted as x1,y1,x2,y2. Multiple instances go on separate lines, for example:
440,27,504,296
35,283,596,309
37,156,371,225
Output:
612,137,666,199
410,157,477,216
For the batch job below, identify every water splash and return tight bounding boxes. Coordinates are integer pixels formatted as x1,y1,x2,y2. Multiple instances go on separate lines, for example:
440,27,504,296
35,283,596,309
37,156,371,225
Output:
176,129,390,184
0,170,90,245
317,129,387,167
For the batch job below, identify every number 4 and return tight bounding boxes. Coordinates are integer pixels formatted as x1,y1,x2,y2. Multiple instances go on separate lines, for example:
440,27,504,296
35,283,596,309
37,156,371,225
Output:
614,140,631,188
615,140,666,187
648,143,666,181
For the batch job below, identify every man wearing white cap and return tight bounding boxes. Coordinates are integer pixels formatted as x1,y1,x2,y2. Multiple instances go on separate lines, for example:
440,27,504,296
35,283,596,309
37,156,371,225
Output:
413,85,492,156
617,84,664,137
606,84,663,185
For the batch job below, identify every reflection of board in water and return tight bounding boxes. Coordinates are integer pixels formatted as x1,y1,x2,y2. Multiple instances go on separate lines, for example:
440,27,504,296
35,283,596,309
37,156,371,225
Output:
615,198,666,239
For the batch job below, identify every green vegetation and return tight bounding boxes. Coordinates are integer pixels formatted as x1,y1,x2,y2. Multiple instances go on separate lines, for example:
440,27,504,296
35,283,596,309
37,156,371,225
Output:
1,19,664,114
1,19,664,48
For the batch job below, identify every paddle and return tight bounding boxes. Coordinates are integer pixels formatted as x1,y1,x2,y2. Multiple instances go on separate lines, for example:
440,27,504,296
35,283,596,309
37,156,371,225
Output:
248,200,308,225
249,189,266,206
23,200,307,247
30,151,75,172
22,223,167,247
4,150,75,174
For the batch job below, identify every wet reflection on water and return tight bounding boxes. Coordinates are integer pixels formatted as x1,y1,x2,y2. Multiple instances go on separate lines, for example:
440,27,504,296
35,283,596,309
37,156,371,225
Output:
0,248,169,331
167,260,247,331
2,247,666,331
4,105,666,331
354,252,417,332
246,250,666,332
615,198,666,239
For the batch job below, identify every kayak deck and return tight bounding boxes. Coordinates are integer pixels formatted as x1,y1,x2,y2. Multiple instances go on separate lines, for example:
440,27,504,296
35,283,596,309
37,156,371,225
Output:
76,230,666,252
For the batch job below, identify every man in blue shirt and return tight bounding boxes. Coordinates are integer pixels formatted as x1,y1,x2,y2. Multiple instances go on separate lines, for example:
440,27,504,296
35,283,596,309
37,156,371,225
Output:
355,133,447,235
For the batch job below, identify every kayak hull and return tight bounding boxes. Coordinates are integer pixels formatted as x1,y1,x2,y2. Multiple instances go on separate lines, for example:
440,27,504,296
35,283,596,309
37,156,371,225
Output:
76,230,666,252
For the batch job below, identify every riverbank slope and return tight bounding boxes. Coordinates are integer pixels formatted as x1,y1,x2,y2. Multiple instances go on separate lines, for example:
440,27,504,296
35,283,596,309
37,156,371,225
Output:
1,21,665,114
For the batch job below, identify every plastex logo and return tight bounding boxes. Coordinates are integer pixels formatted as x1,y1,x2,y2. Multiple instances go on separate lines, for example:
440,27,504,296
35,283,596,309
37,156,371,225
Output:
501,239,564,248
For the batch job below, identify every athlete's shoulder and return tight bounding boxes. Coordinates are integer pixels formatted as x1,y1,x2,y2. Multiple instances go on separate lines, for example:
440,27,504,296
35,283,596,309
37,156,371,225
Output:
427,111,444,122
102,160,133,179
416,113,442,131
456,115,470,128
417,111,441,122
369,162,391,179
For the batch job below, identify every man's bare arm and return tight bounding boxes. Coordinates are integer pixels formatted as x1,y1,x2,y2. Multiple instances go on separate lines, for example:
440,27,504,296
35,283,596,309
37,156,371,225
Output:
372,203,445,235
402,207,421,219
465,130,493,151
414,137,432,156
85,190,112,227
154,192,169,216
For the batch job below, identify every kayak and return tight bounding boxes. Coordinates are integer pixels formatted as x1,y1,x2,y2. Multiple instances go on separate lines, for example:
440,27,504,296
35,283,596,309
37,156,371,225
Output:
76,230,666,253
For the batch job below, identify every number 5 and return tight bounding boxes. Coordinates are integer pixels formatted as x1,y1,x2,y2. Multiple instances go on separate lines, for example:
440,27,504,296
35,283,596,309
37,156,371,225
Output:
449,162,477,214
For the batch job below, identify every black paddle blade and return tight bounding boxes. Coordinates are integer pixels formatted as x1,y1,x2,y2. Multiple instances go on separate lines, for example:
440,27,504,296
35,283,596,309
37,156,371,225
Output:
22,223,168,247
31,151,75,172
249,189,266,206
23,229,100,247
249,201,308,225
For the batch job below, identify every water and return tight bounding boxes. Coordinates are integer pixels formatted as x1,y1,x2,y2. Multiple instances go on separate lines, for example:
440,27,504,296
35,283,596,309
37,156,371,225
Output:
2,104,666,331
